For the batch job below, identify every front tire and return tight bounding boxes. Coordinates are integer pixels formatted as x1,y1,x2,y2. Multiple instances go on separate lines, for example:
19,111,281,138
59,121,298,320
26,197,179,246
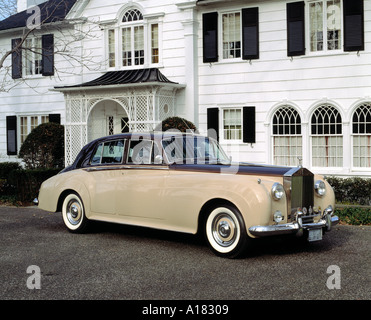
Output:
62,193,89,233
205,205,249,258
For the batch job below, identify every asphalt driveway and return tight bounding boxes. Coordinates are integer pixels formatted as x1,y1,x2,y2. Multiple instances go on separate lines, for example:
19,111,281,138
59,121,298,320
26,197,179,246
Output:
0,205,370,302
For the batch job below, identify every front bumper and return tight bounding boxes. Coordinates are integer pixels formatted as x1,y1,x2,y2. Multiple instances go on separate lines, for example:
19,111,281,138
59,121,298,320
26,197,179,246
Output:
249,205,339,237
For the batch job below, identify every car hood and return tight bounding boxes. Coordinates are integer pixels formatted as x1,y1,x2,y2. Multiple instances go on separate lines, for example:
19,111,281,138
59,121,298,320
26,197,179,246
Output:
170,162,294,177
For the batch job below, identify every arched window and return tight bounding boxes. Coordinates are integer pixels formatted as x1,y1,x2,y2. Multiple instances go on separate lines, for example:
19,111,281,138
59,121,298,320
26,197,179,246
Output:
272,106,302,166
352,103,371,168
311,105,343,167
107,8,160,69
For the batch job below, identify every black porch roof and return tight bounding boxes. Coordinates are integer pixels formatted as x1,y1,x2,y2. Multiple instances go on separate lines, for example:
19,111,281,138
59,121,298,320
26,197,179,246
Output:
54,68,182,90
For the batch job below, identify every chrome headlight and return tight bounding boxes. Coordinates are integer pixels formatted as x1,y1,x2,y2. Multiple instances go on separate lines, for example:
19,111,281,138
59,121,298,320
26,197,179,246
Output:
314,180,326,196
271,183,285,200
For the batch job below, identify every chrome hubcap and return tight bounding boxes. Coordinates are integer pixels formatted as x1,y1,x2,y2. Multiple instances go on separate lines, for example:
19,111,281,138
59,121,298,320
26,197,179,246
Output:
66,200,82,225
212,214,237,247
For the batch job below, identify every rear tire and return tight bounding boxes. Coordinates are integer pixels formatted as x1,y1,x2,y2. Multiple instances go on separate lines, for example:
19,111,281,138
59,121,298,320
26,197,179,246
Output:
205,205,249,258
62,193,90,233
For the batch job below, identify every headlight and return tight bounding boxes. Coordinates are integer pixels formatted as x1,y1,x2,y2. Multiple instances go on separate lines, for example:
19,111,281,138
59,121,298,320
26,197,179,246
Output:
271,183,285,200
314,180,326,196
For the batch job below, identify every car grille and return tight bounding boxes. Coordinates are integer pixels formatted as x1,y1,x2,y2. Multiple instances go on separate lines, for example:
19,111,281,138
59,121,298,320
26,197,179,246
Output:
284,167,314,223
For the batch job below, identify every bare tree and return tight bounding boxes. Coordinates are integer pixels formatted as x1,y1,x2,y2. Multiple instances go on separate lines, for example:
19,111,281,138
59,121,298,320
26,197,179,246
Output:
0,0,17,20
0,0,102,92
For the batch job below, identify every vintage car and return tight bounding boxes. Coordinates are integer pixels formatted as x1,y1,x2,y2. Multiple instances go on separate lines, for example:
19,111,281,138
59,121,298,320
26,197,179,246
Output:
36,132,339,258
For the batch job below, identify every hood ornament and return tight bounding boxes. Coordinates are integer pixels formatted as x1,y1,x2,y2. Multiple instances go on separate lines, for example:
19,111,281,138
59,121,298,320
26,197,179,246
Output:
297,156,303,168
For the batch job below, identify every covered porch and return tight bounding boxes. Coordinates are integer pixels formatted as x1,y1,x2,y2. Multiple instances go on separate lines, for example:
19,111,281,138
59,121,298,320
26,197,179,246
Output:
54,68,185,166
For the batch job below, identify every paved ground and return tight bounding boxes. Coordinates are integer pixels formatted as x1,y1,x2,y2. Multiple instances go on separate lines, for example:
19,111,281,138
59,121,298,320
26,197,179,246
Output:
0,205,370,304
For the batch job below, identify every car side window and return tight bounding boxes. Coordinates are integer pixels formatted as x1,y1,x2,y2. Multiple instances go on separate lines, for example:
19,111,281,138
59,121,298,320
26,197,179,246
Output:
127,139,163,164
90,140,125,165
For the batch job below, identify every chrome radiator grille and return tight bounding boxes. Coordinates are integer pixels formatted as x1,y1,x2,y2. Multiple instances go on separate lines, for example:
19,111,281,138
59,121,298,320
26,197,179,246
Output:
284,167,314,223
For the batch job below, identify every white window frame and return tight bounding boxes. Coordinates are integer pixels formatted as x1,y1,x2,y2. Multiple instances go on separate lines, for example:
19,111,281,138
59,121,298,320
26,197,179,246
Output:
23,36,43,77
220,107,243,142
272,106,303,167
105,9,163,70
310,105,343,168
19,114,49,146
352,103,371,169
307,0,343,55
220,10,242,62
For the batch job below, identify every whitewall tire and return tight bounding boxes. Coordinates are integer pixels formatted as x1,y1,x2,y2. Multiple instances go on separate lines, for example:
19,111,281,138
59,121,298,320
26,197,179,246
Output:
62,193,89,233
205,205,249,258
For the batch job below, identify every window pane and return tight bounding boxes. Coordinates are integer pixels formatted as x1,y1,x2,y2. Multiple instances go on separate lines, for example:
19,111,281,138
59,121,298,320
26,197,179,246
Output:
310,2,323,52
108,29,116,68
151,24,159,64
222,12,241,59
122,27,132,66
327,0,341,50
134,26,144,65
102,140,125,164
223,109,242,140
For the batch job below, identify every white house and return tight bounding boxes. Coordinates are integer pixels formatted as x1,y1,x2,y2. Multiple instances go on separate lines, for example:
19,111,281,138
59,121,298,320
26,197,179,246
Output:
0,0,370,177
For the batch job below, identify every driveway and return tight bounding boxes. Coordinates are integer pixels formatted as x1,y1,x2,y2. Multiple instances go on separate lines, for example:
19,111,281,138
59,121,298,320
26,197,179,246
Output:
0,205,370,302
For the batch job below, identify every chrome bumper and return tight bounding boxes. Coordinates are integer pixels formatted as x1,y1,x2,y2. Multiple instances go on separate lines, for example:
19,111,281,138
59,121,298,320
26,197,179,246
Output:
249,205,339,237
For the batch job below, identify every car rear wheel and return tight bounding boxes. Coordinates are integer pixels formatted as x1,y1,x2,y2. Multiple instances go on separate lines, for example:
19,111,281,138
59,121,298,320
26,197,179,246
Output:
205,205,249,258
62,193,89,233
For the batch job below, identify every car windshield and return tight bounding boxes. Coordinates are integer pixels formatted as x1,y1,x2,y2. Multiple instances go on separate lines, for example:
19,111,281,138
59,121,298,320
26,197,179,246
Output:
162,135,230,165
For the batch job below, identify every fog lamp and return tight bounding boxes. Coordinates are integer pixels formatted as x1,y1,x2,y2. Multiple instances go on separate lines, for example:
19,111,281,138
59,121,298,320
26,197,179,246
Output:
273,210,284,223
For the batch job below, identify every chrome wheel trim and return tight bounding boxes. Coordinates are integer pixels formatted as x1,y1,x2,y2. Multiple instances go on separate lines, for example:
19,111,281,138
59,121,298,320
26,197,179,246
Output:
66,200,83,226
206,207,241,254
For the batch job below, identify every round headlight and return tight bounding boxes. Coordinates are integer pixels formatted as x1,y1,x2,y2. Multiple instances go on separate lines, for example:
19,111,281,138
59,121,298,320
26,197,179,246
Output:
271,183,285,200
273,210,284,223
314,180,326,196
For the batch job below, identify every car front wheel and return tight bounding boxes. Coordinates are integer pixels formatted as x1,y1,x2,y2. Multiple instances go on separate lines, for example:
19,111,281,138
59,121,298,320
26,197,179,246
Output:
205,205,249,258
62,193,89,233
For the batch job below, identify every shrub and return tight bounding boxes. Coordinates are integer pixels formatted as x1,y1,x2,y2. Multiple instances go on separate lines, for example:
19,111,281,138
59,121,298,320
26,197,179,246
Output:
18,122,64,169
8,168,60,203
0,162,21,180
326,176,371,206
335,207,371,226
155,117,198,133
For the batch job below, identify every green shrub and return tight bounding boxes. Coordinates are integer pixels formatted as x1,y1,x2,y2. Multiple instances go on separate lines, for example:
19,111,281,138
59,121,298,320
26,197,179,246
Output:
8,168,60,203
335,207,371,226
0,162,21,180
326,176,371,206
18,122,64,169
155,117,198,133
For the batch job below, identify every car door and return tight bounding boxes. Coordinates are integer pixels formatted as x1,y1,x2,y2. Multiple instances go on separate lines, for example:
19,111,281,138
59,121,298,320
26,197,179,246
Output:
115,138,169,226
87,139,126,216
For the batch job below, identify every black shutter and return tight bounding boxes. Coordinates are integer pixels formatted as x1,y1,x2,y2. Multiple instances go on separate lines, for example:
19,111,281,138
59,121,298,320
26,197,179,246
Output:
207,108,219,142
11,38,22,79
243,107,255,144
6,116,17,156
287,2,305,56
343,0,364,52
242,7,259,60
203,12,218,63
49,113,61,124
42,34,54,76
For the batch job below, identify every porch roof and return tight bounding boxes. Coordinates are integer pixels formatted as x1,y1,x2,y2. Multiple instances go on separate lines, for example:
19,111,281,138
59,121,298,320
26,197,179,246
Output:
54,68,185,92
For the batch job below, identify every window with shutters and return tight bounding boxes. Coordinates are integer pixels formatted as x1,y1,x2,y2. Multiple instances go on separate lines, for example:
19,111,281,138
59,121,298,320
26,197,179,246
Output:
352,103,371,168
11,34,54,79
309,0,342,53
272,106,303,167
202,8,259,63
20,115,49,144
